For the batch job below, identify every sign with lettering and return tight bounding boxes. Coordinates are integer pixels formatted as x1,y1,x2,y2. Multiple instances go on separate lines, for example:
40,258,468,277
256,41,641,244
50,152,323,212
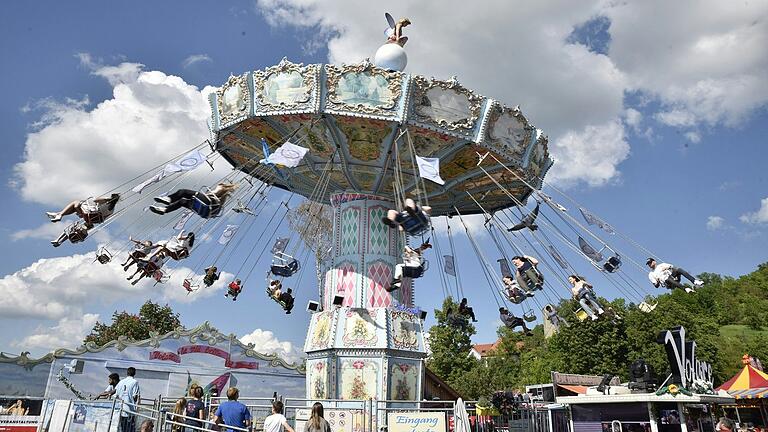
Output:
388,412,446,432
658,326,713,389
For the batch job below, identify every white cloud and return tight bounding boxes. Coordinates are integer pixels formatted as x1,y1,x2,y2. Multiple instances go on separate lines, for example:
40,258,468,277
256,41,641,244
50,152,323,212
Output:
604,1,768,128
255,0,628,186
239,328,303,364
0,250,230,320
12,59,217,207
10,222,65,241
706,216,725,231
182,54,213,69
740,197,768,224
13,314,100,350
254,0,768,186
684,131,702,143
624,108,642,128
547,120,629,186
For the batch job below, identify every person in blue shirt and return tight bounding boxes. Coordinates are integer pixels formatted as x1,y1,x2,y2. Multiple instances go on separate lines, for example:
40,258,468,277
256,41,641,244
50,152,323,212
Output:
115,367,141,432
214,388,251,432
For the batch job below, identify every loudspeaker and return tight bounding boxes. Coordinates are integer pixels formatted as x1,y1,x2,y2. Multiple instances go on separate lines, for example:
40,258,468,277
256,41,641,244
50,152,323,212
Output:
597,373,613,394
628,359,656,392
307,301,320,312
332,295,344,307
419,310,428,320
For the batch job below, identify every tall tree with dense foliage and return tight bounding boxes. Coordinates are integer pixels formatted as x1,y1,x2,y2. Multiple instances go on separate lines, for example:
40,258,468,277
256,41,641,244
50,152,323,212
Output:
426,297,478,384
84,300,183,346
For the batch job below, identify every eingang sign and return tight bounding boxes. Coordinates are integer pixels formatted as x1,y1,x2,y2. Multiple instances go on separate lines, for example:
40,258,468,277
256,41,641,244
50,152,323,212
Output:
658,326,713,389
388,412,447,432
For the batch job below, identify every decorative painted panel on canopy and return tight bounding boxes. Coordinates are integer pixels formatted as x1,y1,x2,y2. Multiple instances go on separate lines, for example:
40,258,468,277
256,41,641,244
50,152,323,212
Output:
212,58,552,216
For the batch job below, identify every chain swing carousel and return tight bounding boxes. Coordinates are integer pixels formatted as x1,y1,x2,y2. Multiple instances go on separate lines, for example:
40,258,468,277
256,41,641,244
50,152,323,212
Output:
209,14,552,401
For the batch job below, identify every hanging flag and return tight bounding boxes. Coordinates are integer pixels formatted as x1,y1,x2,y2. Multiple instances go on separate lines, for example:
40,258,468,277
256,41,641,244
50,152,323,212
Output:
164,149,208,173
263,141,309,168
229,373,238,389
132,171,166,193
259,138,272,165
579,207,615,234
547,246,569,270
132,149,208,193
218,225,239,245
415,155,446,185
578,236,604,262
443,255,456,276
497,258,513,278
271,237,290,254
174,211,194,231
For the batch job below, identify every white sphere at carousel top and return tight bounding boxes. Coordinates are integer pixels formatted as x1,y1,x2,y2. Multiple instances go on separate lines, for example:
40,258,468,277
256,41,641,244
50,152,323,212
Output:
374,43,408,72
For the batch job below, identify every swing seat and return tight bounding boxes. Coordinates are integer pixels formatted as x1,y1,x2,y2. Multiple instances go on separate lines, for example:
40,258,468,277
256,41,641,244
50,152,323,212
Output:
167,248,190,261
603,256,622,273
638,301,657,313
191,192,222,219
503,289,526,304
203,273,219,287
397,210,431,236
96,253,111,264
522,309,537,322
271,259,300,277
183,279,199,293
228,286,242,297
402,260,428,279
66,224,89,244
574,308,589,322
265,287,289,308
152,270,168,284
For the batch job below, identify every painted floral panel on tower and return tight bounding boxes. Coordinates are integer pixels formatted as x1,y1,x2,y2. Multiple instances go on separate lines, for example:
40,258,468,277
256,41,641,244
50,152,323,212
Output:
339,358,379,400
389,311,421,351
340,309,380,347
388,361,419,401
306,359,329,399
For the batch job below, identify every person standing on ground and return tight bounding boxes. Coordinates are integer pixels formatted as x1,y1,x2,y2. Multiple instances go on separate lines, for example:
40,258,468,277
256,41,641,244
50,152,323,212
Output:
185,386,206,432
115,367,141,432
306,402,330,432
214,388,251,432
96,373,120,400
263,400,295,432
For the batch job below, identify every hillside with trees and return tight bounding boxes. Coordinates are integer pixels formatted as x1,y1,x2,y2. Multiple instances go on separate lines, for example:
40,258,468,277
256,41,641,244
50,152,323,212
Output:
427,263,768,399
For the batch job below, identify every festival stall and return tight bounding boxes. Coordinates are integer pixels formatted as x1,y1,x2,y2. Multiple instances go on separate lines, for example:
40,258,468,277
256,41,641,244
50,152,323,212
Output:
552,326,734,432
717,355,768,429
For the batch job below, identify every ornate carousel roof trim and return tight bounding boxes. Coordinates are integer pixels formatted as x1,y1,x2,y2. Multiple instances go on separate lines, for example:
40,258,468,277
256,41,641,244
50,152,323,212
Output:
0,321,306,374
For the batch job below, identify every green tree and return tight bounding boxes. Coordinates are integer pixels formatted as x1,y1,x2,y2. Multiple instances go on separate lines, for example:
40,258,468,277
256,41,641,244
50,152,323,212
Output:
426,297,477,384
84,300,183,346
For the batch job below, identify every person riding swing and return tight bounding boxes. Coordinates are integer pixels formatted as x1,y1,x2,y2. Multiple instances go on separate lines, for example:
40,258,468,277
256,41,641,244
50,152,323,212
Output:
47,193,121,225
646,258,703,293
51,221,90,247
203,266,220,287
127,254,169,285
543,304,569,330
382,198,432,236
122,238,158,271
502,275,533,304
226,279,242,301
499,307,532,335
387,240,432,292
266,279,294,313
149,182,238,218
568,275,605,321
511,255,544,291
149,231,195,262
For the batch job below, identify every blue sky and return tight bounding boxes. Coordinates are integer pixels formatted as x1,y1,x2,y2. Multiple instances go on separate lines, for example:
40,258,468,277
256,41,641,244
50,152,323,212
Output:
1,1,767,358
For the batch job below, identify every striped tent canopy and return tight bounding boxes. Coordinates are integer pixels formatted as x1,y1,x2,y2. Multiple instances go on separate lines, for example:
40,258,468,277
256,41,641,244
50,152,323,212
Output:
718,364,768,397
729,387,768,399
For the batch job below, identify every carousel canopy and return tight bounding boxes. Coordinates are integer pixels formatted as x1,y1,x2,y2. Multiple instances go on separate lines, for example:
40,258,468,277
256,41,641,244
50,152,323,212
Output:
210,57,552,216
717,364,768,398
